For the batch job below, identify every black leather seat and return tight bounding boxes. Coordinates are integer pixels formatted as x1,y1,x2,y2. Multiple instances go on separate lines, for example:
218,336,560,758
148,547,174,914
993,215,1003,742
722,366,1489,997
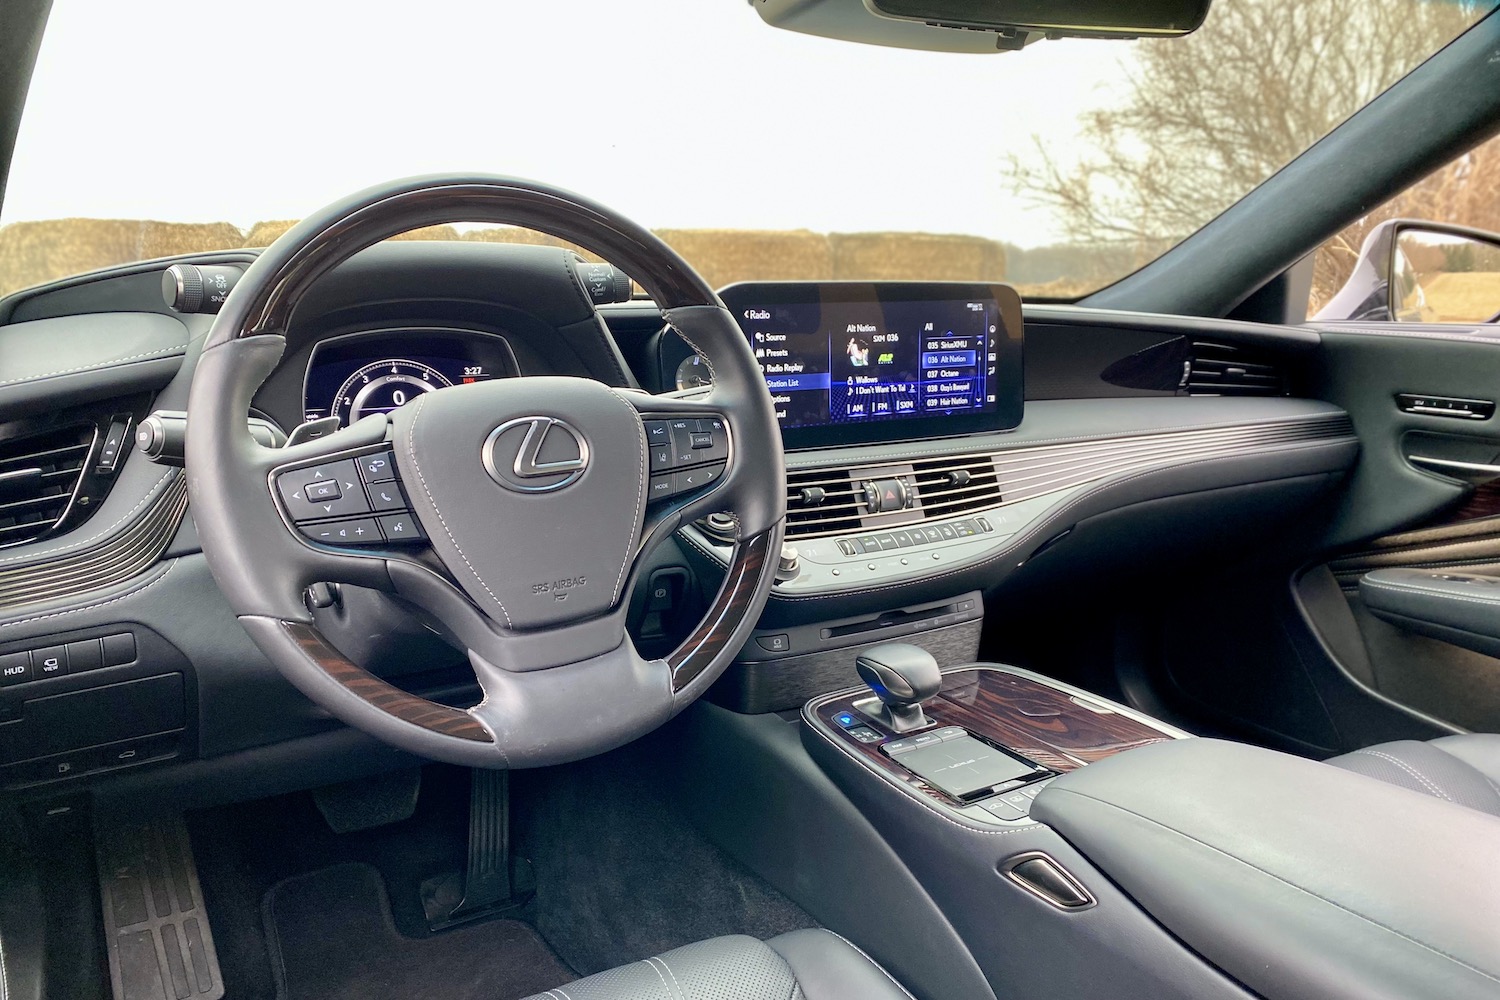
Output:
520,930,912,1000
1326,733,1500,817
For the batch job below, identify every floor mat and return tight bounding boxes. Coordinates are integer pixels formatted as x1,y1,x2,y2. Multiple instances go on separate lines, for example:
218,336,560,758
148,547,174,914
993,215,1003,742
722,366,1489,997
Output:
263,863,573,1000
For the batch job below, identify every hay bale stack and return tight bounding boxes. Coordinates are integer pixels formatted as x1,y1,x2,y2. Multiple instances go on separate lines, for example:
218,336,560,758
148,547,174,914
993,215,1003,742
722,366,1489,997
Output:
650,229,832,289
0,219,244,297
830,232,1006,282
0,219,1011,300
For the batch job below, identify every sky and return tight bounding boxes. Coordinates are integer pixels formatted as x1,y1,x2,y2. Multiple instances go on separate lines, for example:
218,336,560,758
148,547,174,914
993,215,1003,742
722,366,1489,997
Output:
0,0,1144,247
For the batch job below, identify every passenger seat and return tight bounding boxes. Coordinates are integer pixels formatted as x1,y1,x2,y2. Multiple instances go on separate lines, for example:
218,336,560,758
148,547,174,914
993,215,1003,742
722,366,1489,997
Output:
1326,734,1500,817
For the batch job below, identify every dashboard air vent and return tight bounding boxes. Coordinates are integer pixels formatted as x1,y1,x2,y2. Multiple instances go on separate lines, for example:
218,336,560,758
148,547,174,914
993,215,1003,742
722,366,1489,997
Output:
912,457,1002,519
1185,342,1285,397
785,467,862,539
782,457,1003,540
0,424,95,548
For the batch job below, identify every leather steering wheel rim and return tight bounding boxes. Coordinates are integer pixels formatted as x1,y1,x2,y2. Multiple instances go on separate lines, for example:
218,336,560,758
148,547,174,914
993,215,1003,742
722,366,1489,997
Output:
185,174,786,768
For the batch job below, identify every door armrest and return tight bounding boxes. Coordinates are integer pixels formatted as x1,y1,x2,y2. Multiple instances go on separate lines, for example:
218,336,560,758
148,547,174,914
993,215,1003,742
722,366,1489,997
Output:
1359,567,1500,658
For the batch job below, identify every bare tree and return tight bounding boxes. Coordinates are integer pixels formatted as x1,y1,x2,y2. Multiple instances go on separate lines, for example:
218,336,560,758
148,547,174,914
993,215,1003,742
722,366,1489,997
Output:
1012,0,1481,263
1309,133,1500,310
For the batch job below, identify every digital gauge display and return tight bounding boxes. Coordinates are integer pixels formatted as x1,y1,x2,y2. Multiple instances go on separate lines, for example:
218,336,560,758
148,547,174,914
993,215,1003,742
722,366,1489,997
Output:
303,329,517,427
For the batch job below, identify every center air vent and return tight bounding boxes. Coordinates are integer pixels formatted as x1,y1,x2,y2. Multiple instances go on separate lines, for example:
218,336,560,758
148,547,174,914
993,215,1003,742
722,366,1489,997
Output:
911,457,1002,518
784,457,1002,540
1185,341,1284,397
0,424,96,548
786,468,863,539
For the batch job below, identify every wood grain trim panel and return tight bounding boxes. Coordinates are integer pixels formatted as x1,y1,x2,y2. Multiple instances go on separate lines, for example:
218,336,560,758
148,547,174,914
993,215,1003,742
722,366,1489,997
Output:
668,528,774,692
282,620,492,742
1442,482,1500,524
812,666,1174,807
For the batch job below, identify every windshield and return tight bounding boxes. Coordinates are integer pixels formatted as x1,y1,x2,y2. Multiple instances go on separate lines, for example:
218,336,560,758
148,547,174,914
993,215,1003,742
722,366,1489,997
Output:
0,0,1490,301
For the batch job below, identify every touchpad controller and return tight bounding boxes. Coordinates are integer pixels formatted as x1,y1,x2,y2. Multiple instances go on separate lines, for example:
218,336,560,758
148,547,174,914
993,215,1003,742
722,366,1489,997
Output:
884,731,1037,800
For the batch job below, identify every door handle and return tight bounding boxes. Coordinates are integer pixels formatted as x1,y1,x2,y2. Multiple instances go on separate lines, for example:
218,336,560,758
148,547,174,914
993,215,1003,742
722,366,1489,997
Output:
1407,455,1500,483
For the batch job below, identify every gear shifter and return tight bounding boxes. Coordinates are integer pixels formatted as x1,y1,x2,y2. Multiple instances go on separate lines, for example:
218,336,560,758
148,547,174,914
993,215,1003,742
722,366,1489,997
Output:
855,643,942,733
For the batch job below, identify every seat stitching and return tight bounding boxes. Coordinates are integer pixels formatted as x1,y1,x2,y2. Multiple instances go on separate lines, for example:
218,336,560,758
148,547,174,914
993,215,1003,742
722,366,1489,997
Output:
649,956,685,1000
642,957,675,1000
1353,749,1453,801
554,987,575,1000
1430,745,1500,811
1046,786,1500,987
817,929,919,1000
404,395,513,627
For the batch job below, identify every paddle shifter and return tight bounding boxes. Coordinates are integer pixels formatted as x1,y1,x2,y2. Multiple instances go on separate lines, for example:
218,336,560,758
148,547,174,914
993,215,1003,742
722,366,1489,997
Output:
855,643,942,733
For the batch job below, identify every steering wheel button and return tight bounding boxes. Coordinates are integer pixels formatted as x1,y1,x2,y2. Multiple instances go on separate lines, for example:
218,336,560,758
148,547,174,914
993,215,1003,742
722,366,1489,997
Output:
668,420,698,464
368,483,408,512
358,450,399,483
644,421,671,445
648,475,675,500
377,513,426,542
649,446,674,472
278,459,370,520
673,463,724,493
301,517,384,546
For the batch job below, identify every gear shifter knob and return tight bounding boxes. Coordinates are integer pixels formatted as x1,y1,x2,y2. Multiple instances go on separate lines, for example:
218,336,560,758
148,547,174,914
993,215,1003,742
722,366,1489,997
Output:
856,643,941,733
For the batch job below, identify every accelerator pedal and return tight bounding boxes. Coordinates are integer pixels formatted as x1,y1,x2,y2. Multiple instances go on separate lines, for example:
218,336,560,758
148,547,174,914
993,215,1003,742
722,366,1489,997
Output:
420,769,535,931
95,815,224,1000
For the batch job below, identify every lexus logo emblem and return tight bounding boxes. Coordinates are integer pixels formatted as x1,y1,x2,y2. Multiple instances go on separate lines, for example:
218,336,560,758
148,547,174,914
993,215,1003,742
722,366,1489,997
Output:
482,416,590,493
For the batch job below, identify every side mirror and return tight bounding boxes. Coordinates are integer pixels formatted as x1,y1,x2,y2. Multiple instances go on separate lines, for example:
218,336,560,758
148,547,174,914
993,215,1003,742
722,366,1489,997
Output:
1390,223,1500,324
1317,219,1500,324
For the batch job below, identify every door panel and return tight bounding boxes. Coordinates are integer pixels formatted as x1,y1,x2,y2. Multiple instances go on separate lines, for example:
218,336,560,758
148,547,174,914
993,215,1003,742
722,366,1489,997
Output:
1305,324,1500,734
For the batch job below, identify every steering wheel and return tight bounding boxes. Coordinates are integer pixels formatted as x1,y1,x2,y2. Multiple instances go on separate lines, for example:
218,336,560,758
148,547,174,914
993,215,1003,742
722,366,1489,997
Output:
185,175,786,768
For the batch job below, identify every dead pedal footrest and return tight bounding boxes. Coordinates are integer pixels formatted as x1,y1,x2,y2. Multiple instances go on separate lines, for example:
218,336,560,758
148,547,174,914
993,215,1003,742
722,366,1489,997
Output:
96,815,225,1000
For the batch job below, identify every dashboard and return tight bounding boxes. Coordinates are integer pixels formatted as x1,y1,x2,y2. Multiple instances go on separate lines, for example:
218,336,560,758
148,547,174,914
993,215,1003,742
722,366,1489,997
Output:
0,239,1367,809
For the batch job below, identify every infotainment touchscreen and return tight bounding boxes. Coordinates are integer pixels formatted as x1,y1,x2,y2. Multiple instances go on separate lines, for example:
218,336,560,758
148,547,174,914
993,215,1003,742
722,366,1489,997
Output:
717,282,1023,450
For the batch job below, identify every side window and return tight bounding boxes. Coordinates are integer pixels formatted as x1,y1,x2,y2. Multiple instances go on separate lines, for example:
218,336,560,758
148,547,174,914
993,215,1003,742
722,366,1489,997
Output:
1310,133,1500,323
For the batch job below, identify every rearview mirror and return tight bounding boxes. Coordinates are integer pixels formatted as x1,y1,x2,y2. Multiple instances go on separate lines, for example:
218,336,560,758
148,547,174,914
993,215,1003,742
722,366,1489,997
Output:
1391,223,1500,324
753,0,1211,52
867,0,1210,37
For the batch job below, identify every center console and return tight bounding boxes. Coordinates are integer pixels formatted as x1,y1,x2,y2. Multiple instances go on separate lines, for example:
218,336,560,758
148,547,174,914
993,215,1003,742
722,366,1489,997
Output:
805,645,1185,826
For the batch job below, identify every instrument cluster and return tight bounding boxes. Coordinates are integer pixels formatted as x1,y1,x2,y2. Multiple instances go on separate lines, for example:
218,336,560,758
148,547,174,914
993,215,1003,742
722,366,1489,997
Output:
303,327,520,427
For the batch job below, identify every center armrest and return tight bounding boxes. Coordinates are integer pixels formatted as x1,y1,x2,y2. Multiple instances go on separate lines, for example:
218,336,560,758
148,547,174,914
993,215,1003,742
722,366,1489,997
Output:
1031,738,1500,1000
